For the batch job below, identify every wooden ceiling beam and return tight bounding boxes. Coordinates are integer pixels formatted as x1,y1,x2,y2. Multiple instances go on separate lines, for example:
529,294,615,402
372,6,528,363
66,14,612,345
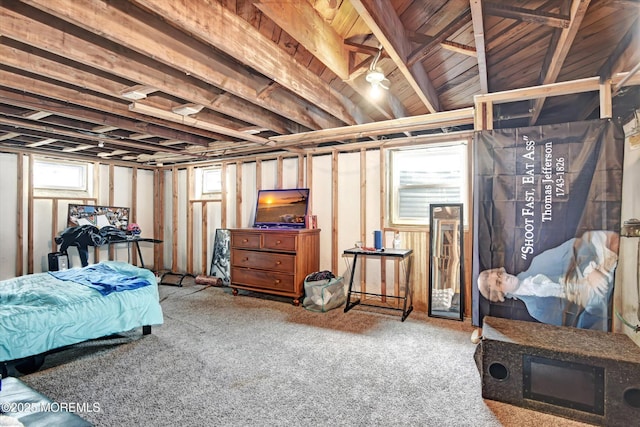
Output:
344,40,384,56
125,0,370,125
350,0,441,113
0,43,241,132
0,5,290,135
0,132,21,141
270,108,474,146
0,116,217,161
0,71,222,144
470,0,489,94
254,1,396,120
407,9,472,67
441,41,477,57
62,144,94,153
129,102,271,145
254,0,350,80
0,116,182,153
483,2,571,28
8,1,327,133
578,16,639,120
21,110,52,120
529,0,591,125
25,138,58,148
473,72,640,105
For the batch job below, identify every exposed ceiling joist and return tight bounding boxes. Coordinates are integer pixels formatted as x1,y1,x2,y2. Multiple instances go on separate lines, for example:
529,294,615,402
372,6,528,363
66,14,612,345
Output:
0,77,220,144
529,0,592,125
7,1,320,134
254,0,350,81
129,102,270,145
578,16,639,120
125,0,371,125
26,138,57,147
483,2,571,28
407,8,472,67
254,0,398,120
470,0,489,94
0,0,636,165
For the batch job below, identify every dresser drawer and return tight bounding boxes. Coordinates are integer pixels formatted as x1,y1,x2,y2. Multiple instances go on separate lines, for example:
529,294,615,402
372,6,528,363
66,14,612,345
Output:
263,233,297,251
232,232,261,249
231,267,295,292
231,249,295,273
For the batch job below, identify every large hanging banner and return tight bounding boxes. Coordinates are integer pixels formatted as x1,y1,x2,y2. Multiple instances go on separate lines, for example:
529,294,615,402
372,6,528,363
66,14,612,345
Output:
472,119,624,331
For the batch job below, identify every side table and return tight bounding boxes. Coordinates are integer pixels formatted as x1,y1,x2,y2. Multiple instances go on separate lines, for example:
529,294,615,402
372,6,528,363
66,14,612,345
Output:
343,248,414,321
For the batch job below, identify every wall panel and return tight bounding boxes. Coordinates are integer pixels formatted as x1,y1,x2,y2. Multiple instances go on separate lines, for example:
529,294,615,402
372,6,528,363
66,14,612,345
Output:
0,153,18,279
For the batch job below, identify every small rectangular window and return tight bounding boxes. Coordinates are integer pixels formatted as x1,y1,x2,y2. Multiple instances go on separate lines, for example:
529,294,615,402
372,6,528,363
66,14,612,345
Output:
202,167,222,194
388,142,467,226
33,159,87,191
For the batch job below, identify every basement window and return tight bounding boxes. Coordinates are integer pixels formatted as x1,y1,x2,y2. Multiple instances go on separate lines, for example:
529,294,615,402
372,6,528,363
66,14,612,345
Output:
388,142,468,226
202,167,222,195
33,159,88,192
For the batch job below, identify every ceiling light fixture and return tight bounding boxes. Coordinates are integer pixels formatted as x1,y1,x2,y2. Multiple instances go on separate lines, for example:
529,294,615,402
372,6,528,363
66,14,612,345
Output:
365,45,390,99
120,85,158,100
129,102,271,144
172,103,205,116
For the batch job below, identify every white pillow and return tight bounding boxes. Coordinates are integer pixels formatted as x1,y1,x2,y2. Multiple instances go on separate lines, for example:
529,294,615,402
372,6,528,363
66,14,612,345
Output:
431,288,455,311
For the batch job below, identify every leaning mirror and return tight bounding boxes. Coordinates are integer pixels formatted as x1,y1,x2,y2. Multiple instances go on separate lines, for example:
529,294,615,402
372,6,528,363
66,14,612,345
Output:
428,204,464,320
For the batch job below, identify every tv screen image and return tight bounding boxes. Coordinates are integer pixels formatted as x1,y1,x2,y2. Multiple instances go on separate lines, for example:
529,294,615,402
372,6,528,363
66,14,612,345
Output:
254,189,309,228
68,204,130,231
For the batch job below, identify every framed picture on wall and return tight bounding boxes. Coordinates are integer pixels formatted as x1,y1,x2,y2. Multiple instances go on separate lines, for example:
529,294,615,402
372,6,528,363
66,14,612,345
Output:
68,204,130,231
210,229,230,286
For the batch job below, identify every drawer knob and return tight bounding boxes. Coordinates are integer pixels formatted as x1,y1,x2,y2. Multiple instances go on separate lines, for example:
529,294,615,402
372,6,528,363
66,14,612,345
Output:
275,261,281,265
242,239,248,243
274,279,281,284
243,257,249,262
275,240,281,244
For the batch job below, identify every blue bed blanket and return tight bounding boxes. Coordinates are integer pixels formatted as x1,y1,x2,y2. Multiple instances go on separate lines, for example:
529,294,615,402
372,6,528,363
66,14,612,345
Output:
49,262,152,295
0,261,163,362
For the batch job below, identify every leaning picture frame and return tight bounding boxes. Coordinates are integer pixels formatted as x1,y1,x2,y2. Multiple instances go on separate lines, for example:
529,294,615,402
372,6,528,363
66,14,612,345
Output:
209,229,231,286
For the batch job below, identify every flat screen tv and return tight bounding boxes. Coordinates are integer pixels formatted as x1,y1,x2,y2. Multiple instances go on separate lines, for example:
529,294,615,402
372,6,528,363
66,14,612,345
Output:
67,204,130,231
253,188,309,228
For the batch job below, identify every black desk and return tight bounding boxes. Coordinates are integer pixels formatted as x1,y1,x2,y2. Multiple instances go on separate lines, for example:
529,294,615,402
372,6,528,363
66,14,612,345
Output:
343,248,414,321
105,236,162,269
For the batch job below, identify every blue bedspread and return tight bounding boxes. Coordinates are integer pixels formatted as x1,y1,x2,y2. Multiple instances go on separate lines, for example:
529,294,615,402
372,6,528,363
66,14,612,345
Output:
49,262,151,295
0,261,163,362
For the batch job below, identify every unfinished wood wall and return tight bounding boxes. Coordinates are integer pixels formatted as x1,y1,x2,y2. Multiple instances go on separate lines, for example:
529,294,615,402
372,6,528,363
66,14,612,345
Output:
0,152,156,278
159,140,474,316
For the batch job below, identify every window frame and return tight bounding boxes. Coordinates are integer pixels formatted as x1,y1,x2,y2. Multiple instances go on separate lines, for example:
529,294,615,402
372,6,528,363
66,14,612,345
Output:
201,166,223,196
387,141,469,227
32,158,89,193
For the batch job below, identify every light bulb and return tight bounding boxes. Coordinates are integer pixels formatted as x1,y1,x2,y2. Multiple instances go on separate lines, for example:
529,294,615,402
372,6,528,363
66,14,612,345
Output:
369,83,382,99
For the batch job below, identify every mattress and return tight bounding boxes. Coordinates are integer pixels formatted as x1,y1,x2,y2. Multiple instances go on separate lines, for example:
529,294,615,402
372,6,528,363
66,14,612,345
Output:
0,261,164,362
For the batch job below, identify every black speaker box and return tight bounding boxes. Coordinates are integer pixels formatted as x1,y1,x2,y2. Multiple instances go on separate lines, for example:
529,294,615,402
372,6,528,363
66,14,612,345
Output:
48,252,69,271
475,316,640,426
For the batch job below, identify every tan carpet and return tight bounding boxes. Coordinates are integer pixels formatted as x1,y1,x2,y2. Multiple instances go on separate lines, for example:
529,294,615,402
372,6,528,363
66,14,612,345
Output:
14,282,591,426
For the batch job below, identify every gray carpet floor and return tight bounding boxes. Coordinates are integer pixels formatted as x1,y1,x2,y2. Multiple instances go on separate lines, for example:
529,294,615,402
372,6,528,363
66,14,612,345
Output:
13,282,590,426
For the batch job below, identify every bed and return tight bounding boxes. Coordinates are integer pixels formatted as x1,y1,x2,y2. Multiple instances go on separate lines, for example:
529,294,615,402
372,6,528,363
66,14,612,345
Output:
0,261,163,375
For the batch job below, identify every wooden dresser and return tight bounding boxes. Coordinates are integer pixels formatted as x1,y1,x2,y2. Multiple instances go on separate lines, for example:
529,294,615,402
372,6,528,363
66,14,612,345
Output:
229,228,321,305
